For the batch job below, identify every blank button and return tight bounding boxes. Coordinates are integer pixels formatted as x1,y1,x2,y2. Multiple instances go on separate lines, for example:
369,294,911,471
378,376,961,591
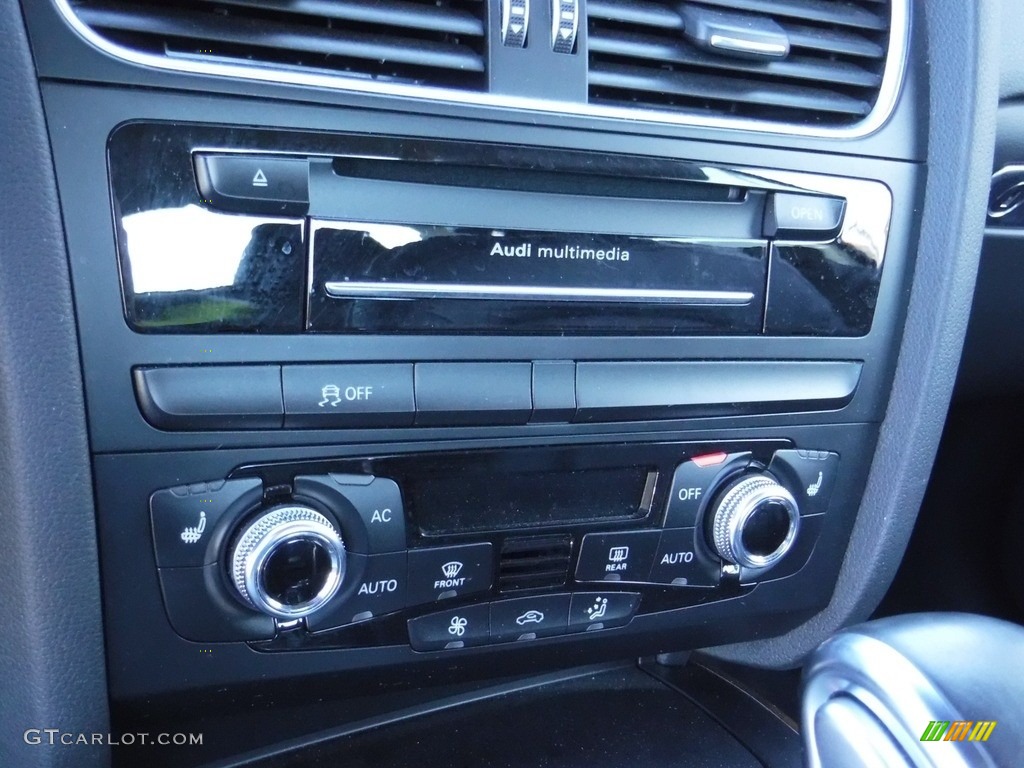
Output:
415,363,532,426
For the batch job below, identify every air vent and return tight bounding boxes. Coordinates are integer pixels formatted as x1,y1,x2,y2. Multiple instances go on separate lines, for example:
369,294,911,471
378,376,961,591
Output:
498,535,573,593
587,0,892,126
71,0,487,90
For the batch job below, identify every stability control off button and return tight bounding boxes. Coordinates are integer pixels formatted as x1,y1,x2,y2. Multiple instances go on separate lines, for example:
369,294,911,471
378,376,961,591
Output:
283,364,415,428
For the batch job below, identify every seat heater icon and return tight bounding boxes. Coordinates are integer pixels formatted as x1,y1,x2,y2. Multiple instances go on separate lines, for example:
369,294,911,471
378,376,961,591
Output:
179,511,207,544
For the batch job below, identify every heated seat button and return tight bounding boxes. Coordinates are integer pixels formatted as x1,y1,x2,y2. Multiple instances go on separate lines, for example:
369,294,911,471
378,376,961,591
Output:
647,529,720,587
763,193,846,240
408,604,490,651
575,531,660,584
283,364,415,428
306,552,407,631
768,449,840,516
150,477,262,567
194,154,309,215
664,451,752,528
490,594,570,642
406,543,493,606
568,592,640,632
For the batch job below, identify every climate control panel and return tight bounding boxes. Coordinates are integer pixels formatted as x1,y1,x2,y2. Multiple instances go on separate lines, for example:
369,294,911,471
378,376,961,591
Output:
148,442,839,651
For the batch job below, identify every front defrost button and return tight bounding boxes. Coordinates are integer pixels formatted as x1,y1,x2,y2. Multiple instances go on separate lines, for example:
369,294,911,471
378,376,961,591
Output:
406,543,493,605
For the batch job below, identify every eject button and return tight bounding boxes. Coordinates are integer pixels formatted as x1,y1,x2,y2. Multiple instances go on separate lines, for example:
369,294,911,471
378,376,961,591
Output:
194,154,309,215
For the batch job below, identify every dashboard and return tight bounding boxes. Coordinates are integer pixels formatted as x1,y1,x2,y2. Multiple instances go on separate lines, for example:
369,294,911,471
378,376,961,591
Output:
0,1,1004,766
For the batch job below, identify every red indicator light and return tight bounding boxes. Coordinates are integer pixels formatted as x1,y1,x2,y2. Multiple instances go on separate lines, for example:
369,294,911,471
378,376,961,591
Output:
692,452,728,468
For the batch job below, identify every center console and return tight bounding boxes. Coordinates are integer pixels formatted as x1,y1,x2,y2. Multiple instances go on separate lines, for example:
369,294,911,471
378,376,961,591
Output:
20,0,930,731
56,106,918,703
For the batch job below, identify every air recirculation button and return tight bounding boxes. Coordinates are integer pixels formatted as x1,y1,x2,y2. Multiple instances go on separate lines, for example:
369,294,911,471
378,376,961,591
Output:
231,505,345,620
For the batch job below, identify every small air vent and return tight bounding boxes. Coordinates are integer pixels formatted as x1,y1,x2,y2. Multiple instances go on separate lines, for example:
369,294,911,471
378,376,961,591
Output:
498,535,573,593
71,0,487,90
587,0,892,126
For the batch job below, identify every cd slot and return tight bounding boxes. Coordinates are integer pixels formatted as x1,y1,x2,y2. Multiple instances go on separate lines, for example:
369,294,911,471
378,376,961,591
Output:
307,161,764,239
322,282,755,306
331,156,745,203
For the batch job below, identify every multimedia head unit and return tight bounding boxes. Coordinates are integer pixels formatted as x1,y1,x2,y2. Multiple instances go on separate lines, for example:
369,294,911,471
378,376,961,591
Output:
110,122,891,340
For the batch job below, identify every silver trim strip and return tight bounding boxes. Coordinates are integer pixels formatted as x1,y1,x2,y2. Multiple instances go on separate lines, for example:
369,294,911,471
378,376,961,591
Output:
708,34,789,58
51,0,909,140
324,281,754,305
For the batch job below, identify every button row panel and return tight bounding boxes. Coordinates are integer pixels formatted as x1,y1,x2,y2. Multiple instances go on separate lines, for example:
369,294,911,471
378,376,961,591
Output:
133,360,861,431
135,362,570,431
407,592,641,652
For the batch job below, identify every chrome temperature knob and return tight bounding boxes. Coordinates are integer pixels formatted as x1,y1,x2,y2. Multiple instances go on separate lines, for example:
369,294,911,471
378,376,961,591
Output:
710,474,800,569
230,505,345,620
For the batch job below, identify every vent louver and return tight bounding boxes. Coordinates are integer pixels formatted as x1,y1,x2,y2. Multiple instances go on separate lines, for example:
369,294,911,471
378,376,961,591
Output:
71,0,487,90
498,535,573,593
587,0,892,126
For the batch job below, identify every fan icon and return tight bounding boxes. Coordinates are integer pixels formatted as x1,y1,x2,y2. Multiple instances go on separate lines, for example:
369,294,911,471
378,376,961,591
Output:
448,616,468,637
446,618,466,638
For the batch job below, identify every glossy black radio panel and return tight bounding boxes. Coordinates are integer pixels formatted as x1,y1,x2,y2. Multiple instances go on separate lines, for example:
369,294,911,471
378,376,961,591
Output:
107,122,890,337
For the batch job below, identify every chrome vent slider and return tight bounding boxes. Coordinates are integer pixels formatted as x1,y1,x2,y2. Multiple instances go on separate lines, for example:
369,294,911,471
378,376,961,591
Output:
680,4,790,60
